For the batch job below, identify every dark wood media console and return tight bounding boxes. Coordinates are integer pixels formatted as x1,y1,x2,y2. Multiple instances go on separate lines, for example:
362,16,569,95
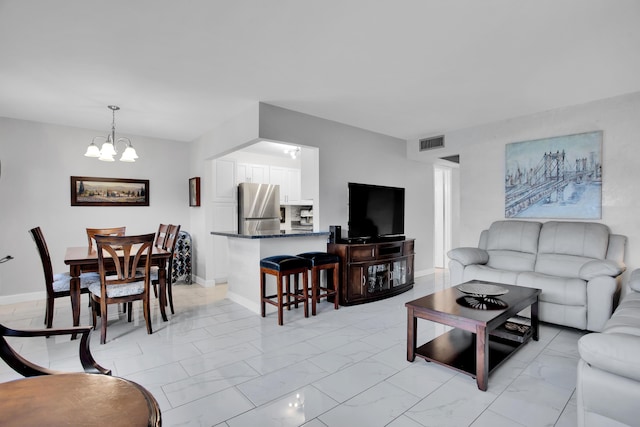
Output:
327,239,414,305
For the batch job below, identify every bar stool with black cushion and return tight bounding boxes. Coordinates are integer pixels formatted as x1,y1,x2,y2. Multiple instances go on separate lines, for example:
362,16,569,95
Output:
297,252,340,315
260,255,310,325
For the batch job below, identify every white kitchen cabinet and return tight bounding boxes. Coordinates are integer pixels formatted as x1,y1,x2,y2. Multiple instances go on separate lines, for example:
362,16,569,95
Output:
237,163,269,184
212,158,237,202
270,166,301,204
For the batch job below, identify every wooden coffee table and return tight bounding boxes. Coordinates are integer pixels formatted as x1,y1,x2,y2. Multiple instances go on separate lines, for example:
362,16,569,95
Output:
406,281,540,391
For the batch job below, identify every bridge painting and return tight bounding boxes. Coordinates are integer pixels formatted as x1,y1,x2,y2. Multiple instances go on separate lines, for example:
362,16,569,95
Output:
505,131,602,219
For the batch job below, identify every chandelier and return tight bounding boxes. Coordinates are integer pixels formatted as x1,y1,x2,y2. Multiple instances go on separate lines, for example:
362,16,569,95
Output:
84,105,138,162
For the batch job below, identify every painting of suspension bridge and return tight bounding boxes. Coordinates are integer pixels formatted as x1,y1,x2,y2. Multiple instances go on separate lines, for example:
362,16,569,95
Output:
505,131,602,219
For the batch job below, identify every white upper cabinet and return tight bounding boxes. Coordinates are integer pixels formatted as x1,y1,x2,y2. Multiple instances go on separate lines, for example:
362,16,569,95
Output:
270,166,301,204
237,163,270,184
212,158,237,202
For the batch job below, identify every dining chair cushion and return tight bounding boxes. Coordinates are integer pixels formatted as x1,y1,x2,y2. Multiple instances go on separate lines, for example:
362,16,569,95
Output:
52,272,100,292
136,267,159,281
147,266,160,281
88,281,145,298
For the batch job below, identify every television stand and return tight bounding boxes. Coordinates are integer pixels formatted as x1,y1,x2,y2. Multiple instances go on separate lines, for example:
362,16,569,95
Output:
344,235,406,244
327,238,414,306
374,235,405,243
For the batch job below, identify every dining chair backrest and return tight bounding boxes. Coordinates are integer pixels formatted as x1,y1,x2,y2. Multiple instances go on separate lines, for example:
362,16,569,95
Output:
164,225,181,252
86,227,126,252
154,224,169,249
94,233,154,286
28,227,54,295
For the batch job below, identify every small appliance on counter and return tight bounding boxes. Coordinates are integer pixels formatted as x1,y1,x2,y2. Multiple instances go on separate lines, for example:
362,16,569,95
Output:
238,183,280,234
290,205,313,231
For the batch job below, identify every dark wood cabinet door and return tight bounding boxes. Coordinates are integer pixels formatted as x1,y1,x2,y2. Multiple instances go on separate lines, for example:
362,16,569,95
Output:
347,265,367,301
406,255,414,283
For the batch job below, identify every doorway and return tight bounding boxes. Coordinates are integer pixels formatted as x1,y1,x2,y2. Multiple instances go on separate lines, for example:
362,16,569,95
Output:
434,165,452,268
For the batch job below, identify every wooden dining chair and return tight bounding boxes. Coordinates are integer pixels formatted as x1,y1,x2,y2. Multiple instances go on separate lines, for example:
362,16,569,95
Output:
154,224,169,249
0,325,161,426
152,224,181,314
149,224,169,299
89,233,155,344
0,323,111,376
29,227,101,330
86,226,126,252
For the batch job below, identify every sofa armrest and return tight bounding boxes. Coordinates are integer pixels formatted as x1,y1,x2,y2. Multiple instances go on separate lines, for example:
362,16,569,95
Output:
606,233,627,264
586,275,620,332
579,332,640,382
579,259,625,280
628,269,640,292
447,247,489,266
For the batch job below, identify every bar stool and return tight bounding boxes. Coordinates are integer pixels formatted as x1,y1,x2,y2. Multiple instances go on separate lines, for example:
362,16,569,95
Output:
260,255,309,325
296,252,340,316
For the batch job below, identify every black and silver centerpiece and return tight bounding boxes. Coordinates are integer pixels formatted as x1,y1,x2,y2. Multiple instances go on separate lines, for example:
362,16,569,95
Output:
456,281,509,310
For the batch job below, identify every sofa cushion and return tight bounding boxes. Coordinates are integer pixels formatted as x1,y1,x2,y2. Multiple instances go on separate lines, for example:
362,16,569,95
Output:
538,221,610,259
463,264,519,285
483,221,542,272
517,271,586,306
535,253,596,278
486,250,538,272
602,291,640,336
485,220,542,253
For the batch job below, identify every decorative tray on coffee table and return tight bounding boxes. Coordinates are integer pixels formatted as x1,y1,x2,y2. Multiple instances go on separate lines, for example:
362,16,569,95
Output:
457,282,509,297
456,282,509,310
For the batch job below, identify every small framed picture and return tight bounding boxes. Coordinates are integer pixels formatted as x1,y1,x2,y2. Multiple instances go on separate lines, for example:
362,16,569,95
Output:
189,177,201,207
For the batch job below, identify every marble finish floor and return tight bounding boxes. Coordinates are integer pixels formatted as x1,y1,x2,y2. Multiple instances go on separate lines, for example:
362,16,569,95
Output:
0,272,583,426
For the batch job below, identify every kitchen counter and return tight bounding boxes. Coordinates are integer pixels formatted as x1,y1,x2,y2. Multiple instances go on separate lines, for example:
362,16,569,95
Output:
210,230,328,239
210,230,330,314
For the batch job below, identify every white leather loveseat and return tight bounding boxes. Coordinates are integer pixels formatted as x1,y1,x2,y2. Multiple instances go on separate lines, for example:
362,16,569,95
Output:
577,269,640,426
448,220,626,332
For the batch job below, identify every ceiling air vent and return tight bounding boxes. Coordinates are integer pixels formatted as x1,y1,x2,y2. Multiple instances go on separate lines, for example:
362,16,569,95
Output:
419,135,444,151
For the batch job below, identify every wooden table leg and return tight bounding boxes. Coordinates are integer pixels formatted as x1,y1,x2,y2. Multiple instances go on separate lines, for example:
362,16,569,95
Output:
407,307,416,362
476,325,489,391
69,265,82,339
158,265,168,322
531,297,540,341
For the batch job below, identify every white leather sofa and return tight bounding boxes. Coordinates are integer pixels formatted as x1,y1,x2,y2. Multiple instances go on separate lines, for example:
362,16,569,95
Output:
448,220,626,332
577,269,640,427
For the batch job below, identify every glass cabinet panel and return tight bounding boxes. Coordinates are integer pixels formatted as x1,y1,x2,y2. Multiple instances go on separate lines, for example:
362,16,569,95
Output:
392,260,407,287
366,264,390,293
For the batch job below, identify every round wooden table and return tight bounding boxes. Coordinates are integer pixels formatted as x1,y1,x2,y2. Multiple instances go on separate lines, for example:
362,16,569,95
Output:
0,373,161,426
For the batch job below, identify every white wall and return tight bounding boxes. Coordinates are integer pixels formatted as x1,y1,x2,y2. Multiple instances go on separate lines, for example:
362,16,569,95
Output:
0,117,190,300
189,105,260,284
410,91,640,276
258,104,434,275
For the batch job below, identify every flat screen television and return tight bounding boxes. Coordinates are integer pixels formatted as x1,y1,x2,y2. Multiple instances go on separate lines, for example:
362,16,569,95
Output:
348,182,405,241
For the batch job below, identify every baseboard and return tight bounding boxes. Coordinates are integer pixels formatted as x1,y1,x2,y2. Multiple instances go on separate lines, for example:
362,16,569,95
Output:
226,290,260,315
415,268,435,277
0,291,45,305
191,275,218,288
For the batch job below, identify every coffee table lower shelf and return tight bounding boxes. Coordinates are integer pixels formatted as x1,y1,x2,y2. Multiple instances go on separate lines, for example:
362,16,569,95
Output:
415,328,531,378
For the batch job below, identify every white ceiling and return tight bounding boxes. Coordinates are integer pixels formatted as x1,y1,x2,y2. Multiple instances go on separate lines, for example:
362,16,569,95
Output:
1,1,639,143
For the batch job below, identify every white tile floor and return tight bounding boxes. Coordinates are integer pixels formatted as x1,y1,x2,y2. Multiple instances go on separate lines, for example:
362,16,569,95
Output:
0,271,583,426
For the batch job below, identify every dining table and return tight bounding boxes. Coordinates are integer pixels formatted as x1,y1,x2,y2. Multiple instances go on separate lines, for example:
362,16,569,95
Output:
64,245,172,330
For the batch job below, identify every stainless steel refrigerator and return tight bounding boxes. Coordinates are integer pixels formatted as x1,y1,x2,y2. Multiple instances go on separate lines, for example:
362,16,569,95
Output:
238,183,280,234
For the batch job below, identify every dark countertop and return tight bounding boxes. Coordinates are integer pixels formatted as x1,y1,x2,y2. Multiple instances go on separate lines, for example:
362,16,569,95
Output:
210,230,330,239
